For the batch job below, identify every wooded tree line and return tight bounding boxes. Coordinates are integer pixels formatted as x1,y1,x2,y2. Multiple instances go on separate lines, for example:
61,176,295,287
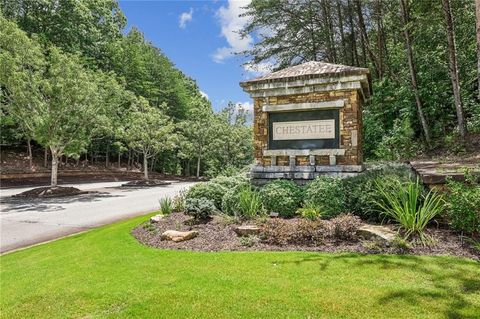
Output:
241,0,479,159
0,0,253,185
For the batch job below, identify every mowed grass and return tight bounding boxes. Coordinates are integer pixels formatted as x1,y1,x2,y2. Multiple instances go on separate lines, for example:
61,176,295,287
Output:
1,214,479,319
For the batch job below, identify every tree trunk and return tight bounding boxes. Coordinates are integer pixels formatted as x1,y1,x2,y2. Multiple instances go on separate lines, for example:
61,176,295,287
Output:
347,0,359,66
27,138,33,170
143,153,149,180
127,150,131,170
442,0,467,140
105,144,109,168
355,0,381,77
337,0,348,65
400,0,431,144
50,148,59,187
476,0,480,99
196,156,201,178
44,147,48,168
118,152,121,169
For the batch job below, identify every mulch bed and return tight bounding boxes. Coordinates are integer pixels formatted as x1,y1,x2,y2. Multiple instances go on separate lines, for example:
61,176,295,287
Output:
13,186,88,198
121,179,172,187
132,212,479,260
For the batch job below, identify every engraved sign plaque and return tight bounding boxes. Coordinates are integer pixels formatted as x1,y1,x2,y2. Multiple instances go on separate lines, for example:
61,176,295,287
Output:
272,119,335,140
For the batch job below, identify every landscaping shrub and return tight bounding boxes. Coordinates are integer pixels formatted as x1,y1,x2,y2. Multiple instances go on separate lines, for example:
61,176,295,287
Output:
330,213,362,240
221,186,242,216
297,202,323,221
343,164,414,222
210,175,249,189
172,189,186,212
185,198,216,220
259,180,303,218
445,177,480,237
304,176,345,219
374,178,444,244
185,181,227,209
159,197,173,215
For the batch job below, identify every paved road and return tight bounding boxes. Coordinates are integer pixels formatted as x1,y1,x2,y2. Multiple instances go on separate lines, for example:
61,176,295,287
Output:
0,181,195,253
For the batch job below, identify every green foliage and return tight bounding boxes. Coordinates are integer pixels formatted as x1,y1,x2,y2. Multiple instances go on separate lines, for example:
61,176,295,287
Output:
259,180,303,218
210,175,249,190
159,197,173,216
172,189,187,212
185,182,227,209
304,177,345,219
374,178,444,244
297,203,323,221
374,117,418,161
184,198,216,220
343,164,415,222
237,187,263,219
445,177,480,237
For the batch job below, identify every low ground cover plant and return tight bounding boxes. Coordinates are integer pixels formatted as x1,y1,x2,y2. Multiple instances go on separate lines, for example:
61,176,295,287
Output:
185,198,216,220
446,176,480,237
304,176,345,218
374,178,444,244
259,180,303,218
260,214,361,246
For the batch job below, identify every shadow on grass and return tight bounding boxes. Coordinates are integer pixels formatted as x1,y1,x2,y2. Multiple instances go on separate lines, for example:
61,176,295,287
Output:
275,253,480,318
0,192,124,213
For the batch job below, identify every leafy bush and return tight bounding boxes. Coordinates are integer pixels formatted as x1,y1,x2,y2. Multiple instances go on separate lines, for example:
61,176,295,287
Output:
185,182,227,209
237,187,263,219
374,178,444,244
330,213,361,240
304,176,345,219
185,198,216,220
259,180,303,218
172,189,187,212
221,186,242,216
343,164,415,222
445,177,480,237
297,202,323,221
374,117,419,160
210,175,249,189
159,197,173,215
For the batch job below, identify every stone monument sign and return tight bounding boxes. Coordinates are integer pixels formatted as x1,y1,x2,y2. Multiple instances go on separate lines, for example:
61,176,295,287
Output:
240,61,371,184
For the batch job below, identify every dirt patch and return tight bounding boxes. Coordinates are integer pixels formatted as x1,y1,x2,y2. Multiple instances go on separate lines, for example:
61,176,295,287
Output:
13,186,88,198
122,179,172,187
132,212,479,260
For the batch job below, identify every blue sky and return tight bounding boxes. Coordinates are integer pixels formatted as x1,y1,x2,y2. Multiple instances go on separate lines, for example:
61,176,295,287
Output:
118,0,267,112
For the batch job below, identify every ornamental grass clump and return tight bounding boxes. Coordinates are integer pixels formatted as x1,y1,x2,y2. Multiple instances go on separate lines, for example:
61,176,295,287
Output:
237,187,263,219
374,178,444,244
297,202,323,221
159,197,173,215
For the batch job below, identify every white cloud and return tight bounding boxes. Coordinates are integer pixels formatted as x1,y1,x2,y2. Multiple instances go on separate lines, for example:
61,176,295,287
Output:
243,61,273,77
235,101,253,113
179,8,193,29
213,0,252,63
200,90,209,100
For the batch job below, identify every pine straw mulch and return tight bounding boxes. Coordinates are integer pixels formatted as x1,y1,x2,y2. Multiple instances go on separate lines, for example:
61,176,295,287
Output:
132,212,479,260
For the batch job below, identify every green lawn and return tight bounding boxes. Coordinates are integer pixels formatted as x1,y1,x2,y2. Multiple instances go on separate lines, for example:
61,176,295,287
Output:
1,214,479,319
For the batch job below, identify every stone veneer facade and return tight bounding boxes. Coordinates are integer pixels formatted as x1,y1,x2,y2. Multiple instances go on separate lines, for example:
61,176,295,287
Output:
253,90,363,167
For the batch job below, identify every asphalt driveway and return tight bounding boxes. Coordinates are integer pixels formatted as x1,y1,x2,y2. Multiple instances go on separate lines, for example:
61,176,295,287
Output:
0,181,195,253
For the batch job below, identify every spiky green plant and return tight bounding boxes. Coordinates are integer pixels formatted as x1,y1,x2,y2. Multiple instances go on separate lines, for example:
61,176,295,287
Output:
159,197,173,216
374,178,444,245
297,202,323,221
237,187,263,219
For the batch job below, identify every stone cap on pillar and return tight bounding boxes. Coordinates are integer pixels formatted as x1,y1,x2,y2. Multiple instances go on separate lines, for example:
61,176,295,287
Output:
240,61,371,101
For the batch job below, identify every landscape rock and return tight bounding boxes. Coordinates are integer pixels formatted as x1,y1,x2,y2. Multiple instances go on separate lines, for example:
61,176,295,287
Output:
161,230,198,242
357,225,396,244
150,214,165,223
234,225,261,237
